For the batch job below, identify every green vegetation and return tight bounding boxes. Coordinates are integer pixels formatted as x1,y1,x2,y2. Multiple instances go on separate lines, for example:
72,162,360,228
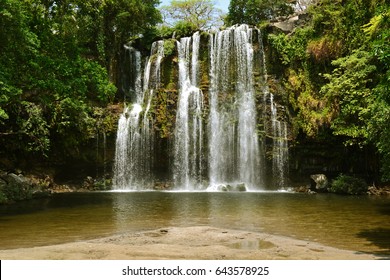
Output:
262,0,390,181
330,174,368,195
1,0,389,198
226,0,295,26
0,0,161,163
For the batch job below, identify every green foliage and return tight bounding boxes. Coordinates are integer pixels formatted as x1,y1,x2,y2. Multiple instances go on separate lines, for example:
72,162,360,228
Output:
0,80,21,122
0,191,7,204
307,36,342,62
0,0,161,162
268,27,314,65
18,102,50,154
320,49,376,146
366,8,390,180
82,60,117,103
226,0,295,26
330,174,368,195
285,68,328,137
152,89,177,138
157,25,176,38
173,20,199,37
266,0,389,182
163,39,177,57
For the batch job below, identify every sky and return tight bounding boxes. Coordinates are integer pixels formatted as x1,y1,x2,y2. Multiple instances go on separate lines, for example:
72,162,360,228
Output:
159,0,231,12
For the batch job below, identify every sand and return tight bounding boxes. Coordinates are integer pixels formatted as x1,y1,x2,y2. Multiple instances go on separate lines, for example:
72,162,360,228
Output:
0,226,378,260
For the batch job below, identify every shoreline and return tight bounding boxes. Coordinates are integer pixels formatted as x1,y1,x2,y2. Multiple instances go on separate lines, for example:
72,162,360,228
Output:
0,226,379,260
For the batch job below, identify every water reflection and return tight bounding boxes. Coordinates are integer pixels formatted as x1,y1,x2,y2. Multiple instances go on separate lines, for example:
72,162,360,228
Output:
0,192,389,257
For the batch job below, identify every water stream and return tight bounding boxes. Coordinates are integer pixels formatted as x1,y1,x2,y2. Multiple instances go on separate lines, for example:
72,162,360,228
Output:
113,25,290,191
208,25,263,190
113,41,164,190
174,32,204,190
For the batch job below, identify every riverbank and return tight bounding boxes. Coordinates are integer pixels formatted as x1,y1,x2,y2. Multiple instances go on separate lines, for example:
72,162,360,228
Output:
0,226,379,260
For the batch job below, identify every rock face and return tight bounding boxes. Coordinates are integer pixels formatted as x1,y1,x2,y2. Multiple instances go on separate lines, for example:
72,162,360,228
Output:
0,171,55,203
0,172,33,203
272,16,298,33
270,13,311,34
310,174,329,192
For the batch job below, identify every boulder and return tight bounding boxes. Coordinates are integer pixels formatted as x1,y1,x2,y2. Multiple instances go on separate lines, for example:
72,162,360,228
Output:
0,172,33,202
0,178,7,192
310,174,329,192
217,183,247,192
271,16,298,33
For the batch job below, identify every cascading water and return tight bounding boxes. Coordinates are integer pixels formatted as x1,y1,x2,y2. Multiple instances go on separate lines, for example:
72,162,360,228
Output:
258,39,289,187
208,25,263,190
114,24,289,191
113,41,164,190
270,94,289,188
173,32,204,190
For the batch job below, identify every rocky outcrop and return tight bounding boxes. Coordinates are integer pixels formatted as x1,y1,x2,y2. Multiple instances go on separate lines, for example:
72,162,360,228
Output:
270,13,311,34
0,171,34,203
212,183,247,192
310,174,329,192
0,171,72,203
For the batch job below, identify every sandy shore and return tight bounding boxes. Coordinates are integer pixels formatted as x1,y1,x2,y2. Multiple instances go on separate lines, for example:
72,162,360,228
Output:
0,226,378,260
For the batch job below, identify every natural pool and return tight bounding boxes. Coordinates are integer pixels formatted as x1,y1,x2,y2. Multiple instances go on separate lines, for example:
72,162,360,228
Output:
0,191,389,257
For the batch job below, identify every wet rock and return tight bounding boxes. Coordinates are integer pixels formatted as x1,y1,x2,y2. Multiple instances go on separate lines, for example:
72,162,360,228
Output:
154,182,172,190
83,176,95,190
294,185,314,193
218,183,247,192
310,174,329,192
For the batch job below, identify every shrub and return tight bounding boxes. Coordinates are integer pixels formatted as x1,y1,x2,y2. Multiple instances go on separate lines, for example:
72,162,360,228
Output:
0,191,7,204
330,174,368,195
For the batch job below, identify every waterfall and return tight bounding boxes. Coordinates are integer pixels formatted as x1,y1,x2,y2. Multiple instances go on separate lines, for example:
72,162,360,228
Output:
270,94,289,188
113,41,164,190
256,28,289,188
208,25,263,190
114,24,289,191
173,32,204,190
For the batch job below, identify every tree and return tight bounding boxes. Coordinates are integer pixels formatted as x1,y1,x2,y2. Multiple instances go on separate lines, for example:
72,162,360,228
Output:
365,6,390,180
100,0,162,77
226,0,295,26
0,0,162,161
320,49,376,146
160,0,224,32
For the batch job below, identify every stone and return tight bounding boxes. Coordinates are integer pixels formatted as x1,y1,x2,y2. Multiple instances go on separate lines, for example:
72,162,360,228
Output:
4,173,30,189
271,15,301,33
0,178,7,192
310,174,329,192
0,173,33,202
235,183,247,192
217,183,246,192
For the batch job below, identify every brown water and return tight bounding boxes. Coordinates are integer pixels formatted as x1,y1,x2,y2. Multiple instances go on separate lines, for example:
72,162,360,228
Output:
0,191,389,257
